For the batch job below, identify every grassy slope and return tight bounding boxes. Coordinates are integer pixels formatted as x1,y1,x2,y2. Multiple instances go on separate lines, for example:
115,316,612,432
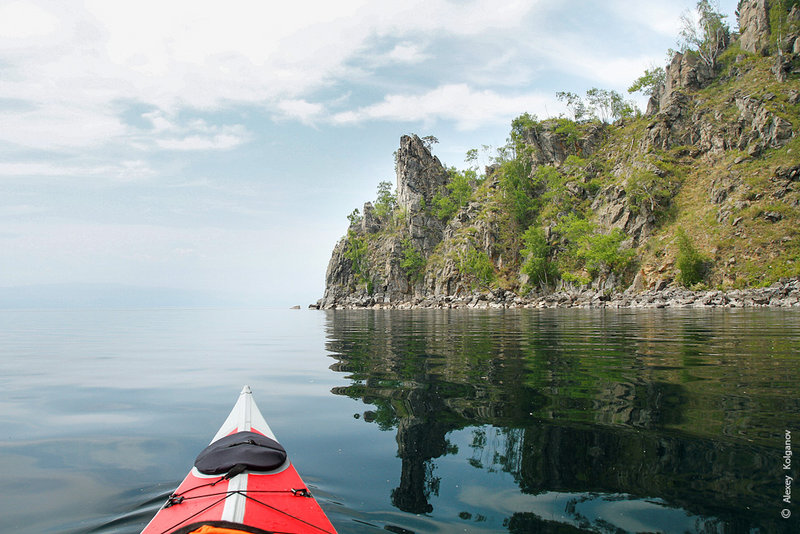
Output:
350,49,800,296
634,51,800,289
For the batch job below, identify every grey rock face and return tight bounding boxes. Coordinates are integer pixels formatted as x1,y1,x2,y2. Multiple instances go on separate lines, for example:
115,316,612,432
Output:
362,202,381,234
396,134,448,213
319,278,800,310
395,134,448,255
663,52,714,101
739,0,771,55
591,184,655,248
735,94,794,150
645,89,793,154
523,120,605,166
321,134,453,308
645,91,696,150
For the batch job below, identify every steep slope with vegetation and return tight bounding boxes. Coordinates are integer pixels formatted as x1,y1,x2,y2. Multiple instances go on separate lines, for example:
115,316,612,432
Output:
319,0,800,309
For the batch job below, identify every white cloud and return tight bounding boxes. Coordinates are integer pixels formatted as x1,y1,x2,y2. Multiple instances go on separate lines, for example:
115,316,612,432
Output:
386,42,429,64
537,36,659,89
140,111,250,151
0,1,542,117
332,84,554,130
0,160,155,182
274,99,325,125
2,0,680,151
0,104,127,150
156,130,248,151
0,1,58,39
606,1,687,37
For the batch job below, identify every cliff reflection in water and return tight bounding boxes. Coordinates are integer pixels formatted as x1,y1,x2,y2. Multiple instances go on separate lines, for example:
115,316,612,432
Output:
326,309,800,532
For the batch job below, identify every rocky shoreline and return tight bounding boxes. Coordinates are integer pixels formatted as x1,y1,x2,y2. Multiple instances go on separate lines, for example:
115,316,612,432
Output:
313,278,800,309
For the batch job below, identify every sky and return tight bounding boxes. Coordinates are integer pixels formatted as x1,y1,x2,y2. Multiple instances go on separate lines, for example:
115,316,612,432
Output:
0,0,740,307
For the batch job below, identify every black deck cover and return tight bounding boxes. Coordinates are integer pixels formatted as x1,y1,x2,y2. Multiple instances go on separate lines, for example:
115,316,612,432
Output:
194,431,287,475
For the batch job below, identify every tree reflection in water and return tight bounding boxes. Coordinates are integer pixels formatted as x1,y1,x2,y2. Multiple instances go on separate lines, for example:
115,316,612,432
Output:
327,309,800,532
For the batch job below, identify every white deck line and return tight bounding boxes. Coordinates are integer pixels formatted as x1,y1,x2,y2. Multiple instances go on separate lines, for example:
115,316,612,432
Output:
220,386,253,522
221,472,249,523
216,386,285,522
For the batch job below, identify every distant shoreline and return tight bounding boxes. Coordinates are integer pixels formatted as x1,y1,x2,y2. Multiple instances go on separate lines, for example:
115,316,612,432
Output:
313,278,800,310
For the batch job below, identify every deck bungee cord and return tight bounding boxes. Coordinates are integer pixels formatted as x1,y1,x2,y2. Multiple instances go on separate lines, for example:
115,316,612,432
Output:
141,386,338,534
157,488,334,534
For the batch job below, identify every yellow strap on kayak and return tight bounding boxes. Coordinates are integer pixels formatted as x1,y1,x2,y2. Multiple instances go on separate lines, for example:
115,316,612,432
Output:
188,526,255,534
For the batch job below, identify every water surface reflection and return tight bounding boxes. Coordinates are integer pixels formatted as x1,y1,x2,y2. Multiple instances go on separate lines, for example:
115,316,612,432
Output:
326,309,800,532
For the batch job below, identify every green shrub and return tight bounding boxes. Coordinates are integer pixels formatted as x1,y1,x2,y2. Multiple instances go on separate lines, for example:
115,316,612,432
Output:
675,228,706,286
433,167,474,221
344,230,368,279
374,181,397,218
579,229,635,277
562,155,587,173
627,168,676,215
433,193,456,221
537,165,572,220
347,208,362,226
521,226,557,286
498,157,540,226
554,215,633,280
400,238,426,282
459,248,495,288
555,118,580,147
628,66,666,96
510,112,541,141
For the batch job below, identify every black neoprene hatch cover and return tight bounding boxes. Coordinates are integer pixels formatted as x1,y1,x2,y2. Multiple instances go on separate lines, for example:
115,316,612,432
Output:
194,431,287,475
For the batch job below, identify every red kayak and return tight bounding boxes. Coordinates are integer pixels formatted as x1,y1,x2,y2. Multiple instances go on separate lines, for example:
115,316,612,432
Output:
141,386,338,534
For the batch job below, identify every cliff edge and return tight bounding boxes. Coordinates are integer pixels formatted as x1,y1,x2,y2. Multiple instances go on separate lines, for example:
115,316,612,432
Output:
318,0,800,309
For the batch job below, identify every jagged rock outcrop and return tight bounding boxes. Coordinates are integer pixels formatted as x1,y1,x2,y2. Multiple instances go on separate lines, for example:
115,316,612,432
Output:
523,119,605,166
663,52,715,106
647,52,716,117
319,10,800,309
645,91,696,149
645,88,794,155
395,135,449,254
734,93,794,150
361,202,381,233
319,135,451,308
591,185,655,248
739,0,771,55
646,0,793,117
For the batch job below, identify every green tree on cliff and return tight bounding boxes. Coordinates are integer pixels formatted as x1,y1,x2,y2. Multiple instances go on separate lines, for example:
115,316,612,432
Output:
374,181,397,218
344,231,368,279
400,238,426,283
433,168,474,221
679,0,729,70
521,226,556,287
628,66,666,96
675,228,706,286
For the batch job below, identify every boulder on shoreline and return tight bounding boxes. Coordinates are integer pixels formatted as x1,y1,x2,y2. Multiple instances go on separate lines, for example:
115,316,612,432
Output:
311,278,800,310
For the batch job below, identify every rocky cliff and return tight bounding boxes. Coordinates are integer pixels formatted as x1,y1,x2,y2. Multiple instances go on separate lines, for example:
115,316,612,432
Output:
318,0,800,309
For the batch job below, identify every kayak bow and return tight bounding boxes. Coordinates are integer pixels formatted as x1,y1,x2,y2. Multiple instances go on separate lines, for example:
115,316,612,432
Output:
141,386,337,534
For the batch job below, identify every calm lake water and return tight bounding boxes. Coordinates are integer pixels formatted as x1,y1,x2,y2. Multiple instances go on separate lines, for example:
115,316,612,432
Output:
0,308,798,533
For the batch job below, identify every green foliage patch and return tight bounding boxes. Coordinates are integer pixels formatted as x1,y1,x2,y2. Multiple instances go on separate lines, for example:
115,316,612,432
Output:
459,247,495,289
521,225,557,287
400,238,426,283
374,181,397,219
626,167,680,216
675,228,707,287
344,230,369,284
433,167,475,221
554,215,634,283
